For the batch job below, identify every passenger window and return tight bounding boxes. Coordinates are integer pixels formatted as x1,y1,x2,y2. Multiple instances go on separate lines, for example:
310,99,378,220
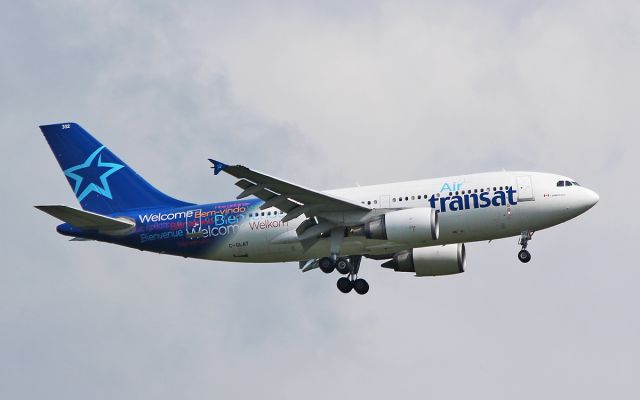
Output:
417,195,422,200
557,181,565,187
367,201,371,205
392,198,396,202
399,197,402,202
411,196,415,200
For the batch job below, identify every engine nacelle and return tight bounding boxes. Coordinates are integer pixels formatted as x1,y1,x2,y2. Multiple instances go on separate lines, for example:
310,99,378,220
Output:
381,244,466,276
364,208,439,243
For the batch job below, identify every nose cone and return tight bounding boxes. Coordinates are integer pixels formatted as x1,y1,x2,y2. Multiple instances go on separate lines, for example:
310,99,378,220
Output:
586,189,599,207
578,188,599,212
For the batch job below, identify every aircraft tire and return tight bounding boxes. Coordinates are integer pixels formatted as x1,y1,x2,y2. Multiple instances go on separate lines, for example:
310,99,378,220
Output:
337,277,353,293
319,257,335,273
335,258,351,275
518,250,531,263
353,279,369,295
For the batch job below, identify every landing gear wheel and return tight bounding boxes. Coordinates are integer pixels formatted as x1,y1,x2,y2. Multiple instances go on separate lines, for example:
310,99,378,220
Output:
319,257,335,274
335,258,351,275
518,249,531,263
353,279,369,295
517,230,534,264
337,277,353,293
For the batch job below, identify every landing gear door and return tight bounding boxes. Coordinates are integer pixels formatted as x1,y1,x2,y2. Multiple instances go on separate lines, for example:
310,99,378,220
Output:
516,176,535,201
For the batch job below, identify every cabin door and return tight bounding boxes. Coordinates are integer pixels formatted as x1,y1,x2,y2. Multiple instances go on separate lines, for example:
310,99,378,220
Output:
516,176,535,201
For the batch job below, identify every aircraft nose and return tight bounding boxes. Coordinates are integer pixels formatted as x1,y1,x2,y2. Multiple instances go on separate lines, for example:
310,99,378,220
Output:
580,188,599,211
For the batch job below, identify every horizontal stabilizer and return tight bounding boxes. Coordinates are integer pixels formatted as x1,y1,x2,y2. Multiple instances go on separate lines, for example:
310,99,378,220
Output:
35,205,135,231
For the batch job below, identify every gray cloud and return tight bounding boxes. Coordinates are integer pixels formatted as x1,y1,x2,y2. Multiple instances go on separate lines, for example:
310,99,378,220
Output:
1,1,638,399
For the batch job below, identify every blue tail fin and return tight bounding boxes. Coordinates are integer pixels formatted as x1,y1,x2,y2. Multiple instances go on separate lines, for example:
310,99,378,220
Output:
40,122,193,214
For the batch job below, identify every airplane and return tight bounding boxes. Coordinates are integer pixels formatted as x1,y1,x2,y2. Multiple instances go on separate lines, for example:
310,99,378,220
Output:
36,123,599,295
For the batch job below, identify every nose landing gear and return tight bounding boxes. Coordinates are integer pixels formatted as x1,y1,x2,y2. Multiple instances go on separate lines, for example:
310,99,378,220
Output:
518,249,531,263
518,230,533,263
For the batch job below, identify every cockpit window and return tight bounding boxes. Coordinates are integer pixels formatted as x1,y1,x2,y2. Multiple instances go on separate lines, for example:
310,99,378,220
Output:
557,181,565,187
572,181,580,186
565,181,573,186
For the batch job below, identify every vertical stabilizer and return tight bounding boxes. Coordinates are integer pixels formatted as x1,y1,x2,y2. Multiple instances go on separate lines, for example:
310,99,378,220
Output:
40,123,193,214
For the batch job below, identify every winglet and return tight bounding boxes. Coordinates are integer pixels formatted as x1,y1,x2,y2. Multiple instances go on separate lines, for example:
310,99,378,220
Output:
208,159,228,175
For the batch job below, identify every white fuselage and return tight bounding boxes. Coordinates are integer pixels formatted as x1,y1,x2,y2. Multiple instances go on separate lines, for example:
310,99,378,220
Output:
202,171,598,263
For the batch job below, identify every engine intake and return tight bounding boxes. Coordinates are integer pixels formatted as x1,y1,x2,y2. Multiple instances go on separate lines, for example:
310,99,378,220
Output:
381,244,466,276
362,208,439,243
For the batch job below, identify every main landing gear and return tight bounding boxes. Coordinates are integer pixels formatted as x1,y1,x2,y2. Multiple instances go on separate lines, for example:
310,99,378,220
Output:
518,230,533,263
318,255,369,295
319,257,335,273
337,276,369,295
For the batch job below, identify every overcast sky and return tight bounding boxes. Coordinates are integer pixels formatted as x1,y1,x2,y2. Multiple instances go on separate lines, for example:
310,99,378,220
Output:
1,1,639,399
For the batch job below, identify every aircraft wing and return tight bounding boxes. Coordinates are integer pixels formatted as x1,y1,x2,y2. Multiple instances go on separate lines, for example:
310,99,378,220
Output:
209,159,370,222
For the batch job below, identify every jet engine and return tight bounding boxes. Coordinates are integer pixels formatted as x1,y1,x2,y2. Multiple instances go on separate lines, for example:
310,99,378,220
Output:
356,208,439,243
381,243,466,277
